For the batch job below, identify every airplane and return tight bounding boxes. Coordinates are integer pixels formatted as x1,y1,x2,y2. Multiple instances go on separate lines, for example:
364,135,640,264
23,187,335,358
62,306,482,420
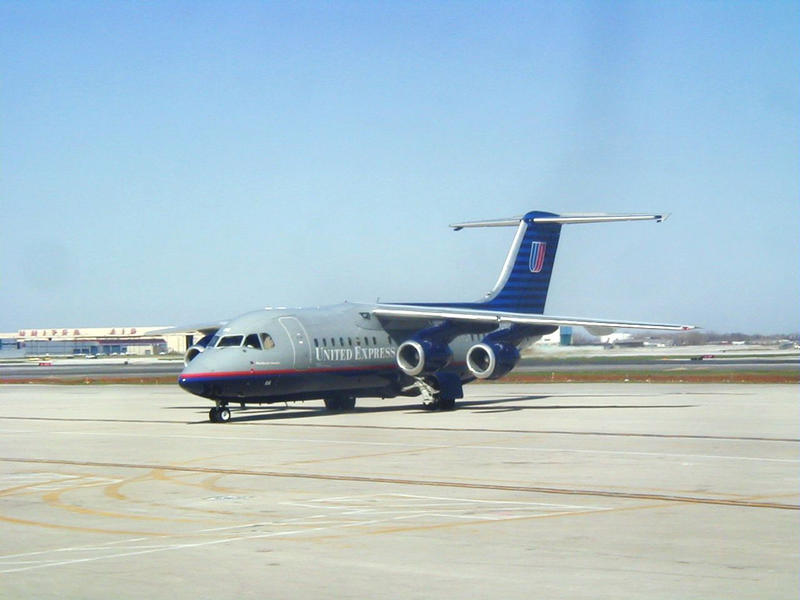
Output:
175,210,694,422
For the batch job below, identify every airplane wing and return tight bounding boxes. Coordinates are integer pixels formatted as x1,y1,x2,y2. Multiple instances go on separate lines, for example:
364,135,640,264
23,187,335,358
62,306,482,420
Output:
145,321,229,337
373,304,694,336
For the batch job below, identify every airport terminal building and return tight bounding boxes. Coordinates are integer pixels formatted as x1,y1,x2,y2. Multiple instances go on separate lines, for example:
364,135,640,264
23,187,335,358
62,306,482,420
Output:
0,326,193,358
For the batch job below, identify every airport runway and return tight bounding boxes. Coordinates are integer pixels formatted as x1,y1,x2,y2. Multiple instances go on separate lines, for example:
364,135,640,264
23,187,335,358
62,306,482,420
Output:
0,359,183,381
0,383,797,599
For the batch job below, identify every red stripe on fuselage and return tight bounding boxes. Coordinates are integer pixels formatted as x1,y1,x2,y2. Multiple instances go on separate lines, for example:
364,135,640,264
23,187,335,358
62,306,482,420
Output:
180,363,397,380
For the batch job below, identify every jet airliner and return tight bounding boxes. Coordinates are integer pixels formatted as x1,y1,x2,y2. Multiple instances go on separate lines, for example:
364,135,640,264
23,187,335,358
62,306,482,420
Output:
176,211,693,422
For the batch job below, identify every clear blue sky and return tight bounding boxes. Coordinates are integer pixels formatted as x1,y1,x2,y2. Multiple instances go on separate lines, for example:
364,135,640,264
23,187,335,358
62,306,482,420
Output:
2,1,798,334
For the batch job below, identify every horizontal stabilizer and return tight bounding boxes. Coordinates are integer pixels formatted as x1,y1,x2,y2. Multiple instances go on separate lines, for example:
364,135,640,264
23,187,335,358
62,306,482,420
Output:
450,213,667,230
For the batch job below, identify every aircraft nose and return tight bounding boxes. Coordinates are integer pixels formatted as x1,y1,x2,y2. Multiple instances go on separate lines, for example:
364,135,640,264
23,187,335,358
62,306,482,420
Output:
178,355,212,397
178,374,204,396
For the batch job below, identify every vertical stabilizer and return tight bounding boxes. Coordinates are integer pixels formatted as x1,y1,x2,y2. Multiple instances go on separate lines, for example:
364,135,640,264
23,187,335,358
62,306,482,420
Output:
480,211,562,314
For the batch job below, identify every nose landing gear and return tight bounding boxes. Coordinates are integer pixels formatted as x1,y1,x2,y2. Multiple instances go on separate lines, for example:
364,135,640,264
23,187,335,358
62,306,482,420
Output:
209,405,231,423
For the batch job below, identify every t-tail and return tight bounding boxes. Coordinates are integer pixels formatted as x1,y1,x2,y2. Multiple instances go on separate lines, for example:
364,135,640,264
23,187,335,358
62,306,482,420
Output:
449,211,668,314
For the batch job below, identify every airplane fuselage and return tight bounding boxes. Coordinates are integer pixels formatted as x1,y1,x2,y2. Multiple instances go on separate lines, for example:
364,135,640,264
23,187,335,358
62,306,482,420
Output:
178,302,521,406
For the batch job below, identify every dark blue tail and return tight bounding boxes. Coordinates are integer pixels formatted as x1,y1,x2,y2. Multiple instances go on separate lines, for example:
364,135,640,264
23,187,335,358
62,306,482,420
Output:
480,210,562,314
419,211,563,315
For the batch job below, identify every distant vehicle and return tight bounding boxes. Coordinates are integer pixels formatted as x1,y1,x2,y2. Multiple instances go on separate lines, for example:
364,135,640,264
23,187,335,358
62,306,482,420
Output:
691,354,716,361
171,211,694,422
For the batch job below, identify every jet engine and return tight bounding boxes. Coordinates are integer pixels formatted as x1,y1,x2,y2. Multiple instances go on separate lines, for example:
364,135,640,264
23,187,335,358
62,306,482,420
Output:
466,342,520,380
183,333,215,366
396,339,452,377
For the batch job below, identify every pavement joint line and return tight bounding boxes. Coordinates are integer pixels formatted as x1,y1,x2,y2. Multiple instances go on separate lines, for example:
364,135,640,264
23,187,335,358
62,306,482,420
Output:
2,456,797,511
264,423,800,443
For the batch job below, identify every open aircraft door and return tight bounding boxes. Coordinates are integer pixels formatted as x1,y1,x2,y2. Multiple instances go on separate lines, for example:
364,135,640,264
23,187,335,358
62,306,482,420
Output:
279,316,311,369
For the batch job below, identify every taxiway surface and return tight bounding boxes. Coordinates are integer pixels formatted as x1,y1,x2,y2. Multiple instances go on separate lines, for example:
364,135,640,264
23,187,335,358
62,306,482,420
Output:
0,383,797,599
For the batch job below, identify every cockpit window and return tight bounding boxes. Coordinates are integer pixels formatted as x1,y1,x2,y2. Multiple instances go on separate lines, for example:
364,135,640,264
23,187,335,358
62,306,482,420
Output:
209,335,220,347
244,334,261,349
260,333,275,349
217,335,243,347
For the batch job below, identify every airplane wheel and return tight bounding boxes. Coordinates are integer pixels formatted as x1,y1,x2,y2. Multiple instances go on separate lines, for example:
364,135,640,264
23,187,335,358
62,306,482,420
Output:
438,397,456,411
209,406,231,423
324,395,356,411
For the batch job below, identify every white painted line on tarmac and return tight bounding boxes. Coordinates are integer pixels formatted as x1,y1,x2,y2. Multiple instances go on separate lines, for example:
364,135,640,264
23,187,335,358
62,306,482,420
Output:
45,429,797,463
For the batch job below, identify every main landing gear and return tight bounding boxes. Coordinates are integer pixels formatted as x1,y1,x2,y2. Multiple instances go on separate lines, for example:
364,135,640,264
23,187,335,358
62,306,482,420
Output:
209,405,231,423
412,376,458,411
323,394,357,412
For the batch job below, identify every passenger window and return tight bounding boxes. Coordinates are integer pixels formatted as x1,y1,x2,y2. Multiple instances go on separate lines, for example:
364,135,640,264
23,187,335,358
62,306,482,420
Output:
244,334,261,350
339,337,344,347
260,333,275,349
348,337,352,346
323,338,327,347
372,336,377,345
218,335,243,347
313,338,319,347
331,338,336,347
363,337,369,346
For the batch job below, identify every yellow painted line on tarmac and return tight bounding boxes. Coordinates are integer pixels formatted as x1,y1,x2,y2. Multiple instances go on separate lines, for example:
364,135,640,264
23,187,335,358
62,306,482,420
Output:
3,456,797,510
0,513,170,537
100,468,267,519
42,481,212,524
0,476,81,498
103,470,157,501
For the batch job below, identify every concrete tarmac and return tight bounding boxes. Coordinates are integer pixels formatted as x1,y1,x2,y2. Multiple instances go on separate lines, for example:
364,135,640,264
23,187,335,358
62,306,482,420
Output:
0,383,797,599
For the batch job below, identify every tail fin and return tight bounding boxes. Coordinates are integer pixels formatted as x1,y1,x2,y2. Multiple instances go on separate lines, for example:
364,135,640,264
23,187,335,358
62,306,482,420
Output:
450,211,667,315
481,211,562,313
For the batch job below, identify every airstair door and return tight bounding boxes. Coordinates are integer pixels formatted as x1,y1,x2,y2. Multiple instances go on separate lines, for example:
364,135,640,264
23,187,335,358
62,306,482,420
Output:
279,316,311,369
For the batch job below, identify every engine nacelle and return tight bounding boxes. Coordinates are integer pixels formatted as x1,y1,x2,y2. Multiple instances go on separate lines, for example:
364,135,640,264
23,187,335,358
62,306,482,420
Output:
184,334,215,367
396,339,452,376
466,342,520,380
